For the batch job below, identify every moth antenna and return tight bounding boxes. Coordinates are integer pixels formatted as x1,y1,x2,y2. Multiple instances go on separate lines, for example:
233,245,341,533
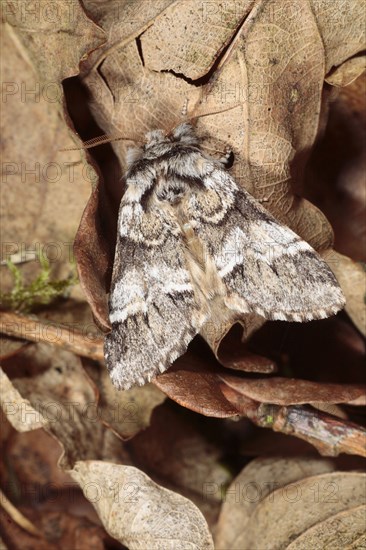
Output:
172,97,243,135
184,101,244,125
167,98,243,134
60,134,140,152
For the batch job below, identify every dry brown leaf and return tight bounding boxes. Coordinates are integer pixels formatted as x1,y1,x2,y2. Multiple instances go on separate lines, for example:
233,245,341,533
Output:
220,375,366,405
3,2,105,81
0,368,47,432
326,58,366,87
215,324,277,374
287,505,366,550
140,0,250,78
243,472,366,550
215,456,337,549
215,458,366,550
70,460,214,549
153,348,239,418
311,0,366,82
328,252,366,336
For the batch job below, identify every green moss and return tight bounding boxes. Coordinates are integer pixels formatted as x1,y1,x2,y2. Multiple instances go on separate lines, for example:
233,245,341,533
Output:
0,253,77,312
265,414,274,425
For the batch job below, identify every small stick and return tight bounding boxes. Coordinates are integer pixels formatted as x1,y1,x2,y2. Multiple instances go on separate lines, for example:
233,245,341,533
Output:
266,403,366,458
0,489,41,537
0,311,104,362
220,385,366,458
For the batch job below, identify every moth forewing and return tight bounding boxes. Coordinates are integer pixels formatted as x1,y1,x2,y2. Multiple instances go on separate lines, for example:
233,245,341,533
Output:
104,124,345,390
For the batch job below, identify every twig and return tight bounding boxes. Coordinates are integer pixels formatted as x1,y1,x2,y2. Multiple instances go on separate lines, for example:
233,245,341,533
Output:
0,311,104,362
264,403,366,457
220,386,366,457
0,489,41,537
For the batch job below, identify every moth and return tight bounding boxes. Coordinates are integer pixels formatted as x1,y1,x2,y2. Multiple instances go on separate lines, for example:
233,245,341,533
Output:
104,123,345,389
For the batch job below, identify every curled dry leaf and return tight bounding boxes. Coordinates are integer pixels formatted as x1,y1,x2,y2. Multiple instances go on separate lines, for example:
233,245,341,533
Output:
328,251,366,336
287,505,366,550
312,0,366,85
215,457,366,550
153,348,239,418
215,456,337,549
0,368,47,432
214,324,277,374
70,461,214,550
220,374,366,406
72,0,364,394
241,472,366,550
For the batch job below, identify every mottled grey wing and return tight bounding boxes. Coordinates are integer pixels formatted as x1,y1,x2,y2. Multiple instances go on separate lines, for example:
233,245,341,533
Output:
104,200,207,390
191,167,345,321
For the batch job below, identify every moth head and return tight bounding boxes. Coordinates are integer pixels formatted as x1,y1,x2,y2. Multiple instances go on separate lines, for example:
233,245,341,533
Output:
126,123,200,169
170,123,199,146
125,129,166,167
145,129,168,147
144,124,199,148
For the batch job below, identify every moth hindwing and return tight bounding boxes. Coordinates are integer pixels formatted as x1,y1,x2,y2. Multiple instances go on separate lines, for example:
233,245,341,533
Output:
104,123,345,389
